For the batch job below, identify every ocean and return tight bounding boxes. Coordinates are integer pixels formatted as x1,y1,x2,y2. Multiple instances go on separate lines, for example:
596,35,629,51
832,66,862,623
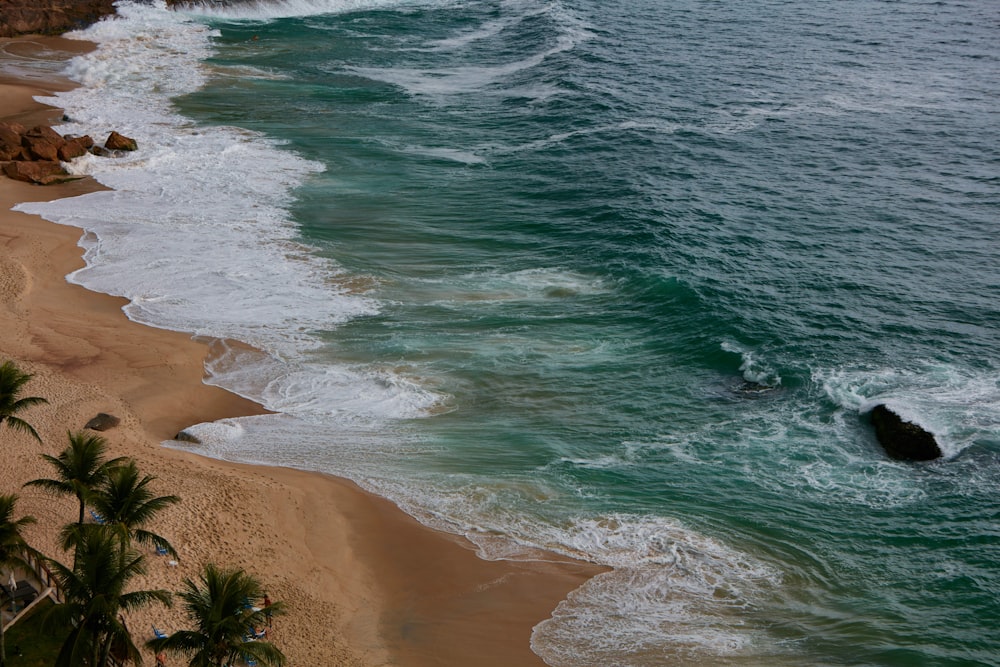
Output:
14,0,1000,664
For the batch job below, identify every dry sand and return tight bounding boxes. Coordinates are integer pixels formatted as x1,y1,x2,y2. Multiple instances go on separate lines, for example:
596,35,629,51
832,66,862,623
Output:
0,35,602,667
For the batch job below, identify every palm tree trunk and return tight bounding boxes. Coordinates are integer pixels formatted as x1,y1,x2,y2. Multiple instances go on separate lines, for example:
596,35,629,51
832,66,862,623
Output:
99,634,112,667
91,632,102,667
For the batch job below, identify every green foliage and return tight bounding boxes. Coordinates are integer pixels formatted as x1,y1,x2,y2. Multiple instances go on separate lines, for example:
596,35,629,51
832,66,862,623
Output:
89,460,180,558
147,563,285,667
25,431,128,526
3,599,62,667
0,493,37,667
3,364,283,667
0,360,47,443
23,443,186,666
42,527,171,667
0,494,35,567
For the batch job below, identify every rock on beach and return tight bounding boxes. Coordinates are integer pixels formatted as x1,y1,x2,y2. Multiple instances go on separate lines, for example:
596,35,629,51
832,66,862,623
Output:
0,121,136,184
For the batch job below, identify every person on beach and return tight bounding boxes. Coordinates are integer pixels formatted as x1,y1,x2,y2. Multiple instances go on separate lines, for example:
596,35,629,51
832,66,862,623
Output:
155,651,167,667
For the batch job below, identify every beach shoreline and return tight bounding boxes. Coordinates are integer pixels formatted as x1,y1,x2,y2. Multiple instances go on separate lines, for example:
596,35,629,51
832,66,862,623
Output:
1,34,603,667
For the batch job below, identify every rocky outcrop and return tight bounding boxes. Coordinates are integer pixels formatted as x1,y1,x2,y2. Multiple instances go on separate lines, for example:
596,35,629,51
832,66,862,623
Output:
0,123,27,160
0,0,117,37
59,134,94,161
1,123,74,184
869,404,942,461
0,0,200,37
21,124,66,161
1,122,136,184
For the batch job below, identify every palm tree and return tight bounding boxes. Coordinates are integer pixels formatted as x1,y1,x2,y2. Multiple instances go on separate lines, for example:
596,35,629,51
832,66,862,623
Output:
0,493,35,564
0,360,47,443
89,460,180,558
43,525,170,667
24,431,127,526
147,563,285,667
0,494,36,667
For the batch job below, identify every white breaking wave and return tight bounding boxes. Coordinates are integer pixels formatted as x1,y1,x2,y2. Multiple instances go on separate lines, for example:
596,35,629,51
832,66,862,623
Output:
344,1,593,100
14,1,432,413
434,267,609,301
817,362,1000,459
532,516,780,665
721,341,782,387
178,0,445,21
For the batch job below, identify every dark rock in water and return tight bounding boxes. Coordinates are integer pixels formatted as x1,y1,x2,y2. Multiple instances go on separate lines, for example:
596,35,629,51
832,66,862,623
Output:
174,430,201,445
85,412,120,431
869,404,942,461
727,377,780,399
737,380,776,394
104,131,137,152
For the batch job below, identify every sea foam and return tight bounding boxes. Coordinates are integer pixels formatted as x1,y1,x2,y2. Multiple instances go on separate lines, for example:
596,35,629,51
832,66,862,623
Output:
817,363,1000,459
179,0,442,21
17,1,376,360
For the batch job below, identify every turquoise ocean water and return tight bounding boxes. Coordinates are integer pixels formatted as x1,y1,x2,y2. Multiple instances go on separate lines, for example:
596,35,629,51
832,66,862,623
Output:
15,0,1000,664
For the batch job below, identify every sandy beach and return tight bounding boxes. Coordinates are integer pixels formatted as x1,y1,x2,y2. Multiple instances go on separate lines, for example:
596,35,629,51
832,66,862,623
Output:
0,35,601,667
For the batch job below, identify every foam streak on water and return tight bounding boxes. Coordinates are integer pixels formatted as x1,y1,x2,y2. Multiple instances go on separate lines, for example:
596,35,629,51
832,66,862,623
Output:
181,0,438,21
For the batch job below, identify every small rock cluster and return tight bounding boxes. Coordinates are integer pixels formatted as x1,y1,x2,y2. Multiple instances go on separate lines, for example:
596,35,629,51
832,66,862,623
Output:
0,122,137,185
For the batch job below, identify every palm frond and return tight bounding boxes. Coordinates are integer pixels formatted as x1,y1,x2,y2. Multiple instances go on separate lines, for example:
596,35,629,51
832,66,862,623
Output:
131,528,178,558
0,360,46,441
146,628,207,654
11,395,48,411
23,475,72,495
121,588,173,614
239,639,287,666
3,416,43,442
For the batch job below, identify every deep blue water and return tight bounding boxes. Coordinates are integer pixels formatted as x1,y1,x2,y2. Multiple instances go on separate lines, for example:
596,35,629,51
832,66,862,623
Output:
20,0,1000,664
